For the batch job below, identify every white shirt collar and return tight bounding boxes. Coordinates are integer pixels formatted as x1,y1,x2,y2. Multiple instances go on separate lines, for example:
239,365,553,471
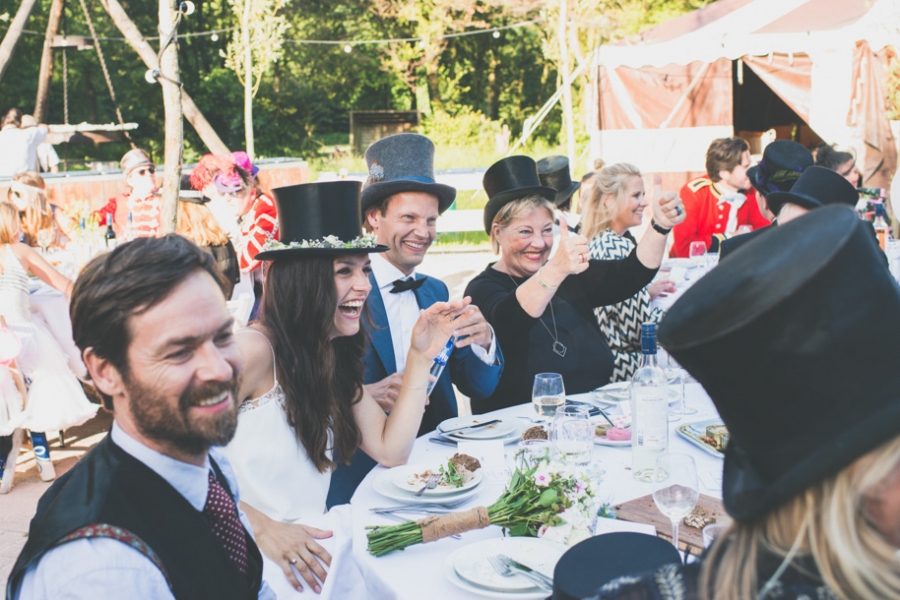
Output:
110,421,211,512
369,252,416,290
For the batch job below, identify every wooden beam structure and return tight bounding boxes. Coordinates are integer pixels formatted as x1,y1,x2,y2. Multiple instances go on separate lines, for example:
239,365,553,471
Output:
99,0,229,156
0,0,40,84
34,0,65,124
158,0,183,233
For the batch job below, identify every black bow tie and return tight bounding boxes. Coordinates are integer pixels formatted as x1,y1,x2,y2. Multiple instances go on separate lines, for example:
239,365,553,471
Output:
390,276,427,294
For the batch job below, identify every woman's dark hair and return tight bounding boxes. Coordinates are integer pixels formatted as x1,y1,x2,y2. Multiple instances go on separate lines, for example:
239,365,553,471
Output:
70,235,229,409
1,108,21,128
259,256,364,473
814,144,855,171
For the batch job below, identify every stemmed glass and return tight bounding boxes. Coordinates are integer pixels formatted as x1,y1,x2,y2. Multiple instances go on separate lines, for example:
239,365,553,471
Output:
686,241,707,281
550,405,593,466
532,373,565,419
664,354,697,415
36,228,53,255
652,453,699,558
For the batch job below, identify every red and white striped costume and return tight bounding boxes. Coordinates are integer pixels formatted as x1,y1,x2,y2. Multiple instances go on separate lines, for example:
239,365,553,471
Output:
237,192,278,272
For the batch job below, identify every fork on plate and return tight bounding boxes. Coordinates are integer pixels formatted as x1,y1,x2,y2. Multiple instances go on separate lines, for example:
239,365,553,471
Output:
487,555,552,592
414,474,440,497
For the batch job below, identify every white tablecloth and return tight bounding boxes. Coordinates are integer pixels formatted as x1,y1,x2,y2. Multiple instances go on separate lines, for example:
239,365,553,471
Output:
349,384,723,599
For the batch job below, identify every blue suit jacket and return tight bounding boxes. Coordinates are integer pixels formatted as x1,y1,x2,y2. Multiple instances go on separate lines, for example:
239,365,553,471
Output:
326,271,503,507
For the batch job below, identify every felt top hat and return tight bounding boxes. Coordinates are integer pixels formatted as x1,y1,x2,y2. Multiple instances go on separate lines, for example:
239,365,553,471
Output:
766,165,858,216
482,156,557,233
537,155,580,207
256,180,388,260
178,174,209,204
120,148,154,178
659,205,900,521
552,533,681,600
360,133,456,215
747,140,813,198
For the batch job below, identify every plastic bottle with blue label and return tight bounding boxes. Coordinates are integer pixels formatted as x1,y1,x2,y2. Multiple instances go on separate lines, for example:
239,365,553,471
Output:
426,337,455,395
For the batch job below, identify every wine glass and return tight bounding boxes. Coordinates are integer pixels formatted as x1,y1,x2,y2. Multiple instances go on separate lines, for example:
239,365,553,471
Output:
533,373,565,419
665,354,697,415
515,439,559,470
688,241,707,267
550,405,593,466
652,453,699,557
36,228,53,255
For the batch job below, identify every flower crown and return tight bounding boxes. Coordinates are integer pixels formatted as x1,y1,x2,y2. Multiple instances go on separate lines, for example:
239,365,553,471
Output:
262,233,378,251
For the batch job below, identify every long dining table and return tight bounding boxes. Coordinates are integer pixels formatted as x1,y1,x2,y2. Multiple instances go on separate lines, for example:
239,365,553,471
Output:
348,384,725,599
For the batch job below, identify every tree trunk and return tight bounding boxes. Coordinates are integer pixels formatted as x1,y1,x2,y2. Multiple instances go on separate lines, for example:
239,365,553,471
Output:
242,0,254,158
34,0,65,123
558,0,575,174
0,0,39,84
158,0,183,234
99,0,229,155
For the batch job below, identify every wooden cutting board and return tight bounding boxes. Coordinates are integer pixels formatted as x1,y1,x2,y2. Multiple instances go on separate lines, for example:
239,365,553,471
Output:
613,494,731,556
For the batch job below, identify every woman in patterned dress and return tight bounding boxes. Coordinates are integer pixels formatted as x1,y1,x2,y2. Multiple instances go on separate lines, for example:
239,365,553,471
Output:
581,164,676,382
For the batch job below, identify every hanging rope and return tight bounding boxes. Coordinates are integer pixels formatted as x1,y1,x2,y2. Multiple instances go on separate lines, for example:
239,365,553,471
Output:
76,0,134,147
62,47,69,125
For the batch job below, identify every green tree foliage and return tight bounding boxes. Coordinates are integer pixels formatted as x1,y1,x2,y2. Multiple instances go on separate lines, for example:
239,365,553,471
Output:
0,0,706,166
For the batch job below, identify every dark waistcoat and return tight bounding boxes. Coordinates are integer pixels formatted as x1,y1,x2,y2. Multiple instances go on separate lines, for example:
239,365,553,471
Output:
6,435,264,600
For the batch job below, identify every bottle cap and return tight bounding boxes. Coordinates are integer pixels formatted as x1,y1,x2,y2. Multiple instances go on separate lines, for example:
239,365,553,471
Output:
876,203,885,217
641,322,657,354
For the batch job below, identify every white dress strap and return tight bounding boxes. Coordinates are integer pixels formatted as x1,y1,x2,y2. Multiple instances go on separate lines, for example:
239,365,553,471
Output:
237,328,284,414
238,327,279,387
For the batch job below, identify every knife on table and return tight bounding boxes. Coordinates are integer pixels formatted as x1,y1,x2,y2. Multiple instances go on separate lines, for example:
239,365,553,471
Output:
439,419,501,435
503,555,554,588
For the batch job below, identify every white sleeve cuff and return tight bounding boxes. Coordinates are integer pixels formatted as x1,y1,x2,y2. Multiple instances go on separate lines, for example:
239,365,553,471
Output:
468,325,498,365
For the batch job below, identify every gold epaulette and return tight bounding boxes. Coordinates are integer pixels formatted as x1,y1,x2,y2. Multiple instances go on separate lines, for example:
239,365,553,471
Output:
687,177,711,193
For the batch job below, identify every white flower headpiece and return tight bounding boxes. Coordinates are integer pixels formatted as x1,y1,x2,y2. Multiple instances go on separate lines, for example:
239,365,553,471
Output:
262,233,379,252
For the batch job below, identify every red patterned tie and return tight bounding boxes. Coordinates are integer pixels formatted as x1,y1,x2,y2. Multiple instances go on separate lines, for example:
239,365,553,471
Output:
204,472,250,578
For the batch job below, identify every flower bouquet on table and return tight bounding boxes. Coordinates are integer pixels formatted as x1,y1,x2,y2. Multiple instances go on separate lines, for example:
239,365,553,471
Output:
366,452,597,557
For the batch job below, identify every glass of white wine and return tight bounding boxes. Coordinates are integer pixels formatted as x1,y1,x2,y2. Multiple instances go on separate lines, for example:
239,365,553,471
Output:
36,228,53,255
550,405,593,466
652,453,699,558
532,373,565,419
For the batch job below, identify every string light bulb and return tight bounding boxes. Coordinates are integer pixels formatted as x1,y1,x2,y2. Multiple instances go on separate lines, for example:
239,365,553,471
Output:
493,30,500,38
344,44,352,53
211,33,219,42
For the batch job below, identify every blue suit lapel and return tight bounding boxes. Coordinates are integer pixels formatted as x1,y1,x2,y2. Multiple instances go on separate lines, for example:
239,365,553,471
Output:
366,272,397,375
412,275,437,310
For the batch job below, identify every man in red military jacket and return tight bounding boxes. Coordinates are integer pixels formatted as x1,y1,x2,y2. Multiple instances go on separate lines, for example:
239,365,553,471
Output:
671,137,771,257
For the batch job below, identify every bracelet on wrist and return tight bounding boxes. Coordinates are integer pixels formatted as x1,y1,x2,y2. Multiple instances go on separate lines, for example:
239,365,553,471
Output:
537,267,560,290
651,219,671,235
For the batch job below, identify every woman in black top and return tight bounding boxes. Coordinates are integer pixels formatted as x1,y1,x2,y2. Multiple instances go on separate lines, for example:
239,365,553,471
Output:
465,156,685,411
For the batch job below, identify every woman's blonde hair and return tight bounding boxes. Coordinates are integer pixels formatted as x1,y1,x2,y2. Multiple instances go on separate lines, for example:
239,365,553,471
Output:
488,195,555,254
699,434,900,600
176,200,230,247
580,163,643,241
8,171,52,247
0,202,22,245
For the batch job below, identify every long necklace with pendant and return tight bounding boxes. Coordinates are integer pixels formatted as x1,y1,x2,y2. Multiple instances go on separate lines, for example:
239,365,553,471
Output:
507,274,567,357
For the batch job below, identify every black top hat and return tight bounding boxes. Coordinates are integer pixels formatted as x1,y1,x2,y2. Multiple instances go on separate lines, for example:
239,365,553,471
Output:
552,533,681,599
178,174,209,204
360,133,456,215
537,155,580,208
747,140,813,198
766,166,858,216
659,205,900,522
482,156,557,233
256,180,388,260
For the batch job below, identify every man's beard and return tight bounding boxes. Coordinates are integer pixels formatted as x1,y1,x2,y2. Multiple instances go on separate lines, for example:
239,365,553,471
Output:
126,373,241,456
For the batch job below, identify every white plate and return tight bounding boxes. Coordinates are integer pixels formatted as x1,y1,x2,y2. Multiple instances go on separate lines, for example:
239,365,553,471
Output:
663,258,694,269
439,419,527,445
594,434,631,447
438,416,516,440
445,537,564,597
372,468,484,505
594,383,680,403
389,463,483,496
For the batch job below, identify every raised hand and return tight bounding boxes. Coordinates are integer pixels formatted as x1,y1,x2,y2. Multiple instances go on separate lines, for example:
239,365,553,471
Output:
653,191,686,230
365,372,404,412
410,298,472,360
449,302,493,351
545,214,590,281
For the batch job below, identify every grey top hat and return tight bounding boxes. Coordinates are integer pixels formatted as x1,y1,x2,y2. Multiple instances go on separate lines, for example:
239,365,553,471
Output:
360,133,456,215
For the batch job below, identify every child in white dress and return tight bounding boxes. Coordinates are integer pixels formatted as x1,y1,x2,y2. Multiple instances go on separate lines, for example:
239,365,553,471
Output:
0,203,97,482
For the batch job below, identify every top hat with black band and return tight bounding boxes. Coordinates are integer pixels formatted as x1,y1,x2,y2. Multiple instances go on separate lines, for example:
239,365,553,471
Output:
765,165,858,216
178,174,209,204
747,140,813,198
256,180,388,260
659,205,900,521
360,133,456,215
482,156,557,233
537,155,581,208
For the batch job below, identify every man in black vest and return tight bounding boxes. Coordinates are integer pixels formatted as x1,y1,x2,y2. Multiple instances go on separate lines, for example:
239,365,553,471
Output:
7,236,273,599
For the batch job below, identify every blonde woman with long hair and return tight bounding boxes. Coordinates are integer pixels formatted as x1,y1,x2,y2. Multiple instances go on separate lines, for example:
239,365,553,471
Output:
7,171,72,248
0,202,96,483
176,176,240,299
581,163,677,382
595,207,900,600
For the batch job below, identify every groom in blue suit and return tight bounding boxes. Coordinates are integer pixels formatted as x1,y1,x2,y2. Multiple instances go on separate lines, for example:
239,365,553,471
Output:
327,134,503,507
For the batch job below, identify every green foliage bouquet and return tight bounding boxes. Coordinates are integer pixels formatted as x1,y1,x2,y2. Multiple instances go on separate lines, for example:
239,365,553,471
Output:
366,456,596,557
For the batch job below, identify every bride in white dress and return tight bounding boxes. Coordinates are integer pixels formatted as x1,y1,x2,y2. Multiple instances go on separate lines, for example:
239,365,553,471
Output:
223,181,465,597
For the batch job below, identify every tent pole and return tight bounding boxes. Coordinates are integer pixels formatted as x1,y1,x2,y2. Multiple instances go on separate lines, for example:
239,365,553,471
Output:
558,0,576,174
0,0,40,84
98,0,230,155
34,0,65,124
158,0,183,234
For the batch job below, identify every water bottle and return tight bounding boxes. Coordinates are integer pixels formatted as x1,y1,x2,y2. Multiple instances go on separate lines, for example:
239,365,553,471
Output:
631,323,669,482
426,337,454,396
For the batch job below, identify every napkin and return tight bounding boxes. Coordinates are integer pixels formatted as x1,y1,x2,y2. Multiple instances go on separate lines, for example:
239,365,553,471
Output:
457,440,509,484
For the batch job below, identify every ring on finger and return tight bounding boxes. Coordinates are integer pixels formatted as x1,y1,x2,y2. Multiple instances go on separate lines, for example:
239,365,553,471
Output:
290,558,298,565
580,253,586,264
675,205,683,216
